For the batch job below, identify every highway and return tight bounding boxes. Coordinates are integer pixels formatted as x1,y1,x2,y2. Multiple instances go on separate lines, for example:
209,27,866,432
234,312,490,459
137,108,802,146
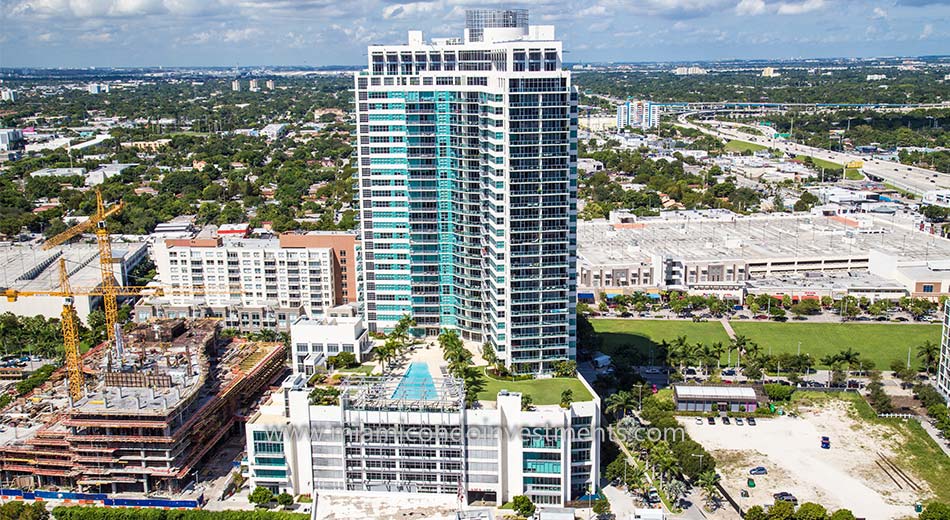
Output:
677,113,950,195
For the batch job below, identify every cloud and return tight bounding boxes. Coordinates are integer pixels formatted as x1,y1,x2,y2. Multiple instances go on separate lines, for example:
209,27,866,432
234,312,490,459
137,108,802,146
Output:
872,7,887,18
179,26,260,45
78,31,114,42
735,0,766,15
775,0,826,15
920,22,934,38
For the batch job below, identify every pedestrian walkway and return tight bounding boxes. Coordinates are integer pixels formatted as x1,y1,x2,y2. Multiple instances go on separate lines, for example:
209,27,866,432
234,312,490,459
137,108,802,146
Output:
920,420,950,458
719,317,737,340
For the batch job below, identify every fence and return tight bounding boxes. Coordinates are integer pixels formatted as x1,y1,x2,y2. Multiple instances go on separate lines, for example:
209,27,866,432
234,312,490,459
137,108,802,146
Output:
0,489,204,509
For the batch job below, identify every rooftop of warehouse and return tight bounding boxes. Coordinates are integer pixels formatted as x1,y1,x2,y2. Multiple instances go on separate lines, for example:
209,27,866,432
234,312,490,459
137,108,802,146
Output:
577,209,950,266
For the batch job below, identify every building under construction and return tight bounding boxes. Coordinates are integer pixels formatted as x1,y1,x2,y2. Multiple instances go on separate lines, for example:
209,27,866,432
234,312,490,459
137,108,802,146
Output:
0,319,285,494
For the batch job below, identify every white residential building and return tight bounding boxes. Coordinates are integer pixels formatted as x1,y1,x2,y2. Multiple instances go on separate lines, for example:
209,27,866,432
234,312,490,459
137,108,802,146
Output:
672,66,707,75
355,8,578,374
260,123,287,140
245,365,600,506
232,80,241,92
249,79,260,92
290,312,373,374
938,300,950,402
30,167,86,178
0,129,23,151
140,231,342,331
1,89,15,102
616,99,658,130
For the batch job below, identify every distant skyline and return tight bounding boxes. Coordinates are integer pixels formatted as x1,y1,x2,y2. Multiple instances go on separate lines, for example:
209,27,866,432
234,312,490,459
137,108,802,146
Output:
3,0,950,68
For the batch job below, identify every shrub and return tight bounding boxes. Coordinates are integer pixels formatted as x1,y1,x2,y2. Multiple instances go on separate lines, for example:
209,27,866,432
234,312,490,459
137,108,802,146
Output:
328,352,358,369
511,495,535,518
763,383,795,402
249,486,274,506
828,510,856,520
276,493,294,508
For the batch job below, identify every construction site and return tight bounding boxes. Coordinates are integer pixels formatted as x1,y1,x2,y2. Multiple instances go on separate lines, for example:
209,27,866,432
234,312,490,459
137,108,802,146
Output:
0,319,286,495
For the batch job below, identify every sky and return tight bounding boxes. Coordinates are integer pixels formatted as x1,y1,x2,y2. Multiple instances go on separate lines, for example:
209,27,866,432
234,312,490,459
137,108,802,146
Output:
1,0,949,67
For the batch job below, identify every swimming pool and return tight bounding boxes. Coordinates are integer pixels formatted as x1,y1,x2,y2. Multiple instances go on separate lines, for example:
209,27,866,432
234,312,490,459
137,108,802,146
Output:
391,362,437,400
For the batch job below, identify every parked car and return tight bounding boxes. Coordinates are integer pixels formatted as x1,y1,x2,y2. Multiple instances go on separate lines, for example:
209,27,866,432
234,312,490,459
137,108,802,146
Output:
774,492,798,504
894,316,909,322
749,466,768,476
736,417,744,425
747,417,757,426
707,416,716,425
647,488,661,504
685,368,698,376
722,369,737,376
695,417,704,425
722,417,731,425
754,314,769,320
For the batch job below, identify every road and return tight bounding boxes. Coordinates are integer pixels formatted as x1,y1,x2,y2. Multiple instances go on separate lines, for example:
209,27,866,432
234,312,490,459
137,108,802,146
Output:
677,113,950,194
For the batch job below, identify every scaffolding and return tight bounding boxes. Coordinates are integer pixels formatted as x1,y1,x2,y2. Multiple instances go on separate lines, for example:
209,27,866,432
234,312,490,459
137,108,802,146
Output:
0,319,286,494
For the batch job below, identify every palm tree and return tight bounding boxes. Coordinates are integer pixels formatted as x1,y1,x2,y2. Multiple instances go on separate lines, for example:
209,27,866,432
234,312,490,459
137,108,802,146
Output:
666,479,688,508
710,341,726,371
605,391,637,419
917,340,940,375
697,471,720,510
730,334,748,368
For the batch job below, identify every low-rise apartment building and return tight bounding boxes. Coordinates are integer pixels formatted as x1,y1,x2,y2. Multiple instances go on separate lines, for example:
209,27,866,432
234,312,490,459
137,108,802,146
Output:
137,227,358,331
290,308,373,374
245,365,599,507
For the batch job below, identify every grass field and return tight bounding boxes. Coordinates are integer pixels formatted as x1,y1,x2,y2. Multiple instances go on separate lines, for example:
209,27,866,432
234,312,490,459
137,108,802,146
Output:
730,321,941,369
795,154,844,171
844,169,865,180
590,319,941,370
474,367,592,405
725,139,767,153
591,319,731,365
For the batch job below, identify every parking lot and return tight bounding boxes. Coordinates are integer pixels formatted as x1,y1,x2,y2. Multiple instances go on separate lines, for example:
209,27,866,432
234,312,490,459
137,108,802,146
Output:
680,400,924,519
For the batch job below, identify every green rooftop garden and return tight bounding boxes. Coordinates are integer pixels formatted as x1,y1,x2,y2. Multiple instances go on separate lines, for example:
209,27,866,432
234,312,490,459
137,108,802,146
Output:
474,367,594,405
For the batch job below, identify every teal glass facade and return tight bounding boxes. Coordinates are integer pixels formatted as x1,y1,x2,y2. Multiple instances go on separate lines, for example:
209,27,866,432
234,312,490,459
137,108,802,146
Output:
356,29,577,373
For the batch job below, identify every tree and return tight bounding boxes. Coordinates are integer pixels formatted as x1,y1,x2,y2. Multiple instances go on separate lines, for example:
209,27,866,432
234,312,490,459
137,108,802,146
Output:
828,510,856,520
553,360,577,377
605,390,638,419
482,342,496,366
920,502,950,520
521,393,534,411
592,497,611,518
276,492,294,508
918,340,940,375
560,389,574,408
766,500,795,519
697,470,720,510
795,502,829,520
744,505,767,520
512,495,535,518
248,486,274,507
329,351,357,369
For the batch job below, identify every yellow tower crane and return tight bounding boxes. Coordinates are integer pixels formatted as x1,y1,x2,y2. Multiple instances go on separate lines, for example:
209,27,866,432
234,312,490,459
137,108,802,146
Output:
4,262,237,403
41,190,124,344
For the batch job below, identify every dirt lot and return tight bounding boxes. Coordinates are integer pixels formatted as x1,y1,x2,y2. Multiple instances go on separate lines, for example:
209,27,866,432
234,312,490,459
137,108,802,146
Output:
680,401,926,520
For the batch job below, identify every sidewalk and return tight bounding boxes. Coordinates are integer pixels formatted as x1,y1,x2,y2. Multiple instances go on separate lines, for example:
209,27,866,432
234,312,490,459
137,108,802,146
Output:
719,318,736,341
919,420,950,458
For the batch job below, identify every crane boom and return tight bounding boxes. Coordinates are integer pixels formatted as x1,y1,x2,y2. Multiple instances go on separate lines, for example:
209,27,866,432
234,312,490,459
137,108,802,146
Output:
40,198,124,251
